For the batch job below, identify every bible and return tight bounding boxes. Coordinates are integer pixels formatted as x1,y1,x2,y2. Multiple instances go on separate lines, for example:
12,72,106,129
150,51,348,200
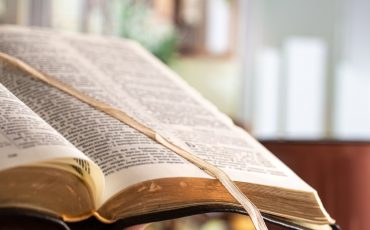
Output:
0,26,335,229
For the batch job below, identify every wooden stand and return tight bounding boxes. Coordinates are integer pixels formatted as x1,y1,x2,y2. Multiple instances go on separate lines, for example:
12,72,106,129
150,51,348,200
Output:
261,140,368,230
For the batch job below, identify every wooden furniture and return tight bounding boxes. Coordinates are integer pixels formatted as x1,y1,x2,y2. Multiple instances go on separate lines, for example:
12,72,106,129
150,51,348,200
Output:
261,140,370,230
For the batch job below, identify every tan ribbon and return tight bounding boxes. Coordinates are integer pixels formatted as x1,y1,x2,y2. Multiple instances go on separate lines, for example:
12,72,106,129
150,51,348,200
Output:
0,52,268,230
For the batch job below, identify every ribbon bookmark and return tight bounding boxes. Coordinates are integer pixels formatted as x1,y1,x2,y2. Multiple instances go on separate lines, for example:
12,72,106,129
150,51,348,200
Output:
0,52,268,230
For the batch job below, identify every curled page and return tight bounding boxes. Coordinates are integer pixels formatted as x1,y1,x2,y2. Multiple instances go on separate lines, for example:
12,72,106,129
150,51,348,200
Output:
0,79,104,214
0,51,267,230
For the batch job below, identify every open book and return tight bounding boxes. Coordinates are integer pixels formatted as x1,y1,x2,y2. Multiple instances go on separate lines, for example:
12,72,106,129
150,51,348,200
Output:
0,26,334,229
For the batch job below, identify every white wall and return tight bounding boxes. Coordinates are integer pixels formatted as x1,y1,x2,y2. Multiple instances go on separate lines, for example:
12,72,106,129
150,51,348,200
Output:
334,0,370,138
242,0,337,138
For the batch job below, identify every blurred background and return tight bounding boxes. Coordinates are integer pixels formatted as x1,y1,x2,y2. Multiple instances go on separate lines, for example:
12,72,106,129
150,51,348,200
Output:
1,0,370,229
1,0,369,139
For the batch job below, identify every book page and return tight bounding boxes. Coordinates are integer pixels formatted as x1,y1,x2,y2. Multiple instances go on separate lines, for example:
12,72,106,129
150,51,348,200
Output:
62,34,314,192
0,83,85,169
0,80,104,206
0,26,312,201
0,30,210,203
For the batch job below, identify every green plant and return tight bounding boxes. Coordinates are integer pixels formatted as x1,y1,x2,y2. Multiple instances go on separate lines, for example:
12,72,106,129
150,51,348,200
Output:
120,0,177,64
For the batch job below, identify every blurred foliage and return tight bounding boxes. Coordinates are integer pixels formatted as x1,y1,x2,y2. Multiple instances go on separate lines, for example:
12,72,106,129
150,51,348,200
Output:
120,0,177,64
